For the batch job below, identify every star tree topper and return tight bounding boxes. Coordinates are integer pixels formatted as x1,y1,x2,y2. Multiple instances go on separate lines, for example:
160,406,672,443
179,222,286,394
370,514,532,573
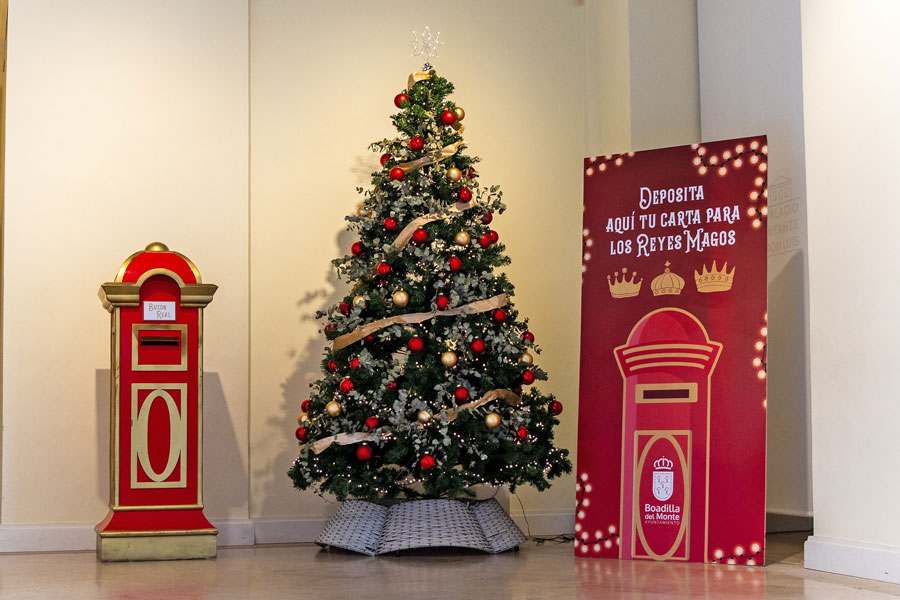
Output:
409,26,444,64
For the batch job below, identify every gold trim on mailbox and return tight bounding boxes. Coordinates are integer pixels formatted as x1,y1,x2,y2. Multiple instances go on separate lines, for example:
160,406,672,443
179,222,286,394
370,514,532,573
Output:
132,324,188,372
130,383,189,490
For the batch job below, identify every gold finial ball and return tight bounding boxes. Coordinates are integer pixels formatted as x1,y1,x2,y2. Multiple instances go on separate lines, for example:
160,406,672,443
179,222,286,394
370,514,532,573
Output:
519,352,534,366
298,412,310,426
454,107,466,122
325,400,342,417
392,290,410,307
417,410,432,424
446,167,462,183
454,231,471,246
441,351,458,368
352,295,368,309
484,412,501,429
145,242,170,252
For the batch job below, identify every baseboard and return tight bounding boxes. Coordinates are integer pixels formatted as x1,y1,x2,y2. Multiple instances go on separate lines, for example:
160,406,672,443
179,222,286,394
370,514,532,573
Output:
0,520,255,553
510,510,575,537
766,511,813,533
805,535,900,584
252,517,331,544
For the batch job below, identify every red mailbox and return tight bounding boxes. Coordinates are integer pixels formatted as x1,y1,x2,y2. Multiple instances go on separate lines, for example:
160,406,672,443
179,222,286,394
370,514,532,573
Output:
96,242,218,561
615,308,721,561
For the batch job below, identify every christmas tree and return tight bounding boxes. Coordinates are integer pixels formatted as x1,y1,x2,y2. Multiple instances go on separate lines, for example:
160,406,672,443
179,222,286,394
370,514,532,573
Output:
289,39,570,501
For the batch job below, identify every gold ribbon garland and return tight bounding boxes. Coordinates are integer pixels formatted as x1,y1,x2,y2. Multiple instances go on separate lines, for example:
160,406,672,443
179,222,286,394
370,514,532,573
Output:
397,141,463,174
300,388,522,455
391,202,468,251
407,70,432,91
332,293,508,351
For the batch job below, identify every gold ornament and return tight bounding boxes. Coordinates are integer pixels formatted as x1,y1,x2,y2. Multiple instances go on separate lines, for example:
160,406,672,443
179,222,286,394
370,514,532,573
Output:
325,400,342,417
484,412,501,429
392,290,409,307
441,351,458,367
446,167,462,183
454,106,466,122
352,295,367,309
519,352,534,366
298,413,310,425
417,410,432,424
356,204,372,217
454,231,471,246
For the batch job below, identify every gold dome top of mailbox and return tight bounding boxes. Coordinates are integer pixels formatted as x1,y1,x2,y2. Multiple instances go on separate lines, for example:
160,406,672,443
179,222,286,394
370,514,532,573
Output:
145,242,170,252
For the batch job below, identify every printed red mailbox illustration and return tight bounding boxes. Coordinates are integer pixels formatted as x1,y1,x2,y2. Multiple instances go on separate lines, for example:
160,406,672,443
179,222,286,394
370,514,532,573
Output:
96,242,217,561
615,308,721,561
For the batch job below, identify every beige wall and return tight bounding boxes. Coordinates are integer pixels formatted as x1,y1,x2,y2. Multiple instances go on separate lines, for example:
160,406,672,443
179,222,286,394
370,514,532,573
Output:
2,0,250,528
802,0,900,583
249,0,586,529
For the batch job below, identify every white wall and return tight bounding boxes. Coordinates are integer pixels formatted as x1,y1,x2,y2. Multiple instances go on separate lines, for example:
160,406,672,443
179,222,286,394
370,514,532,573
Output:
248,0,587,535
802,0,900,583
1,0,250,544
697,0,812,523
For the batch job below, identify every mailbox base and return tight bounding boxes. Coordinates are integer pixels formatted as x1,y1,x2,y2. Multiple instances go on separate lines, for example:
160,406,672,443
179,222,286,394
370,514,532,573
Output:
96,531,217,561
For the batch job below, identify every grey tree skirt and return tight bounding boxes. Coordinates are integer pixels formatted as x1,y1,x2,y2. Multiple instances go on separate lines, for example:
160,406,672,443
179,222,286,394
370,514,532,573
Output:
316,498,527,556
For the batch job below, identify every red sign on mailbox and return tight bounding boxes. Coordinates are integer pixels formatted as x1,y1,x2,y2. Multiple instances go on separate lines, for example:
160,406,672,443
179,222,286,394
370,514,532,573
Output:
96,242,218,561
577,138,767,564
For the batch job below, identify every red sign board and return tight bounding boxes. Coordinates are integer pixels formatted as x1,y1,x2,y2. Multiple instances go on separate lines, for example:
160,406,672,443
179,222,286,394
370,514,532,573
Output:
577,138,767,564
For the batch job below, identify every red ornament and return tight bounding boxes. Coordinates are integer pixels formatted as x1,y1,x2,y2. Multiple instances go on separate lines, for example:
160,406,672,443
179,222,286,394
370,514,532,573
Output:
351,242,365,257
380,153,392,166
491,309,507,324
522,369,535,385
420,455,436,470
478,234,492,248
326,361,337,373
516,426,528,441
470,339,486,355
466,167,477,178
389,167,405,181
549,400,563,416
481,212,493,224
435,295,450,310
339,302,350,315
339,378,354,393
385,380,398,391
408,337,425,352
394,93,409,108
356,444,374,461
458,187,472,203
349,357,360,369
377,261,391,276
295,426,308,442
454,387,470,404
324,323,336,336
412,228,429,244
365,416,380,431
441,109,457,125
489,230,499,243
301,399,310,412
383,217,398,231
523,331,535,343
449,256,463,272
409,135,424,150
365,334,376,343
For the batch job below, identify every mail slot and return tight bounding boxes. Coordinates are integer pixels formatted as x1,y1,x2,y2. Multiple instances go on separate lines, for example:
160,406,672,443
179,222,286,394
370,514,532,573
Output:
615,308,721,561
96,242,218,561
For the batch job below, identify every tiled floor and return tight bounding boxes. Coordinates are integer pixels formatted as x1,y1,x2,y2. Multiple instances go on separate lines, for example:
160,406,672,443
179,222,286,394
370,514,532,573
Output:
1,532,899,599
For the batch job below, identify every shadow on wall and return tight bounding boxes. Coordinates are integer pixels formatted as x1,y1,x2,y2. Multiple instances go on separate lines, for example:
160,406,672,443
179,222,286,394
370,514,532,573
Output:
95,370,248,516
253,228,355,517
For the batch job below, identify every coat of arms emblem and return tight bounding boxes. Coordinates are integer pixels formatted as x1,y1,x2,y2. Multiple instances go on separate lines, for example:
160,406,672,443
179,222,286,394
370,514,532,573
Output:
652,456,674,501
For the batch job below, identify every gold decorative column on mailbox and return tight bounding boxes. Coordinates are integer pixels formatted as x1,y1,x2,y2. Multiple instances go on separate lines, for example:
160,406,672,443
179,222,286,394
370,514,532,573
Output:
96,242,218,561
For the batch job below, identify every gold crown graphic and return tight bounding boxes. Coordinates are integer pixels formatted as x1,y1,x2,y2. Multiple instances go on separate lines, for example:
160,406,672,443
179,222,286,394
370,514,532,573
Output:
608,268,642,298
694,261,735,293
651,262,684,296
